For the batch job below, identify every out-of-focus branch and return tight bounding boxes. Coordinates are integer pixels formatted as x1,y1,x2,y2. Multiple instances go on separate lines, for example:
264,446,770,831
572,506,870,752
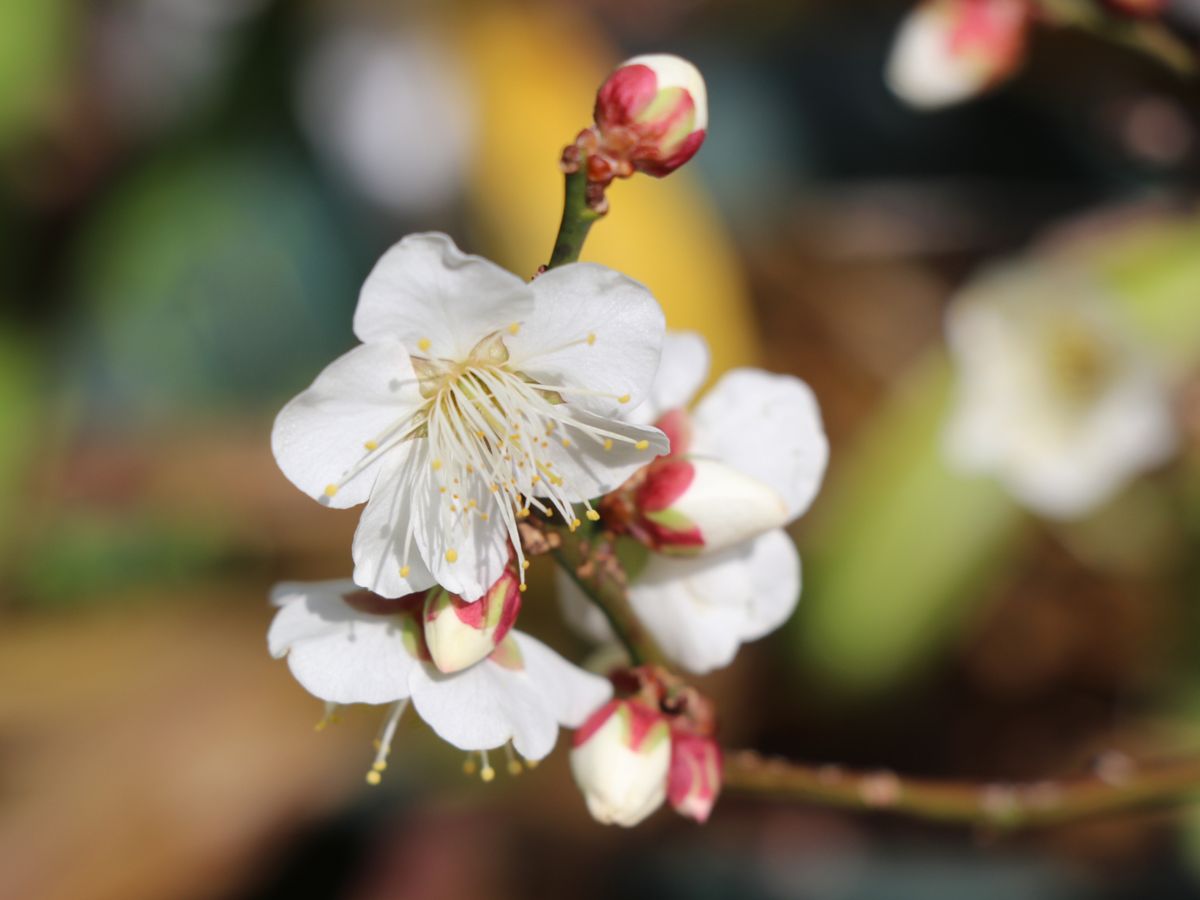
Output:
723,749,1200,829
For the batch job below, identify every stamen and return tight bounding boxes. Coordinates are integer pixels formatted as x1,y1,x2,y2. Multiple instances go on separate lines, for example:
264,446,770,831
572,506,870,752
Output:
504,743,524,776
480,749,496,783
418,338,432,352
314,701,339,731
365,700,408,785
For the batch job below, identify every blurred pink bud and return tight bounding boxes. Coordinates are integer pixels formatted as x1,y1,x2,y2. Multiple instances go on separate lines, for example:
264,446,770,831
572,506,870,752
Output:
423,566,522,674
886,0,1029,110
668,734,723,823
593,54,708,177
570,699,671,827
634,457,788,554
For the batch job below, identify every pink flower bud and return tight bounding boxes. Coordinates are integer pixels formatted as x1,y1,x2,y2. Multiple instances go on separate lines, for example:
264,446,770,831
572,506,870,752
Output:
570,699,671,827
885,0,1029,110
634,457,788,554
591,54,708,178
1101,0,1165,16
668,734,723,823
423,567,521,674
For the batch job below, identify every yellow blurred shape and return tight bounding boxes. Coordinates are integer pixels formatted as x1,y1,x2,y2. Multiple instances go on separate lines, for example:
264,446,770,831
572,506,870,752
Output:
456,3,759,376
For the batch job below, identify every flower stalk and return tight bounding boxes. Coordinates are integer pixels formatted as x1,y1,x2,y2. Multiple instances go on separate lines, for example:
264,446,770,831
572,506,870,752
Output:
547,167,602,269
723,749,1200,830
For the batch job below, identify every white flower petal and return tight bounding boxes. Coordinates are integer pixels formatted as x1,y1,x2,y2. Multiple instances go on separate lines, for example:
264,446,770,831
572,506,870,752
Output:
271,340,423,508
411,471,512,602
408,632,607,760
511,631,613,729
353,232,534,358
351,449,438,598
537,413,670,502
268,581,417,705
690,369,829,521
508,263,666,417
738,529,802,642
628,548,753,674
627,330,710,427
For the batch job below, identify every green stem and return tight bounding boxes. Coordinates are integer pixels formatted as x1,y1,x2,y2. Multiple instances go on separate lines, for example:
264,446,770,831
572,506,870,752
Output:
723,750,1200,830
550,525,667,668
547,168,601,269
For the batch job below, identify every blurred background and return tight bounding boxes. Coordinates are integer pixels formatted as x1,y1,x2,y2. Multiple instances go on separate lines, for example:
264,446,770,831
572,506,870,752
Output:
2,0,1200,898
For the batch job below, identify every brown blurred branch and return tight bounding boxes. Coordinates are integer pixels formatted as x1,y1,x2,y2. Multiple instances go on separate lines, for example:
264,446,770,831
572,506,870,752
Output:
723,749,1200,829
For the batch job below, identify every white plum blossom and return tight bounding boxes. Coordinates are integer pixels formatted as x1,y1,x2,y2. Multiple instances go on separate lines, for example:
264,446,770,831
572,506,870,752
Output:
559,332,830,674
272,233,669,601
944,262,1178,519
268,579,612,780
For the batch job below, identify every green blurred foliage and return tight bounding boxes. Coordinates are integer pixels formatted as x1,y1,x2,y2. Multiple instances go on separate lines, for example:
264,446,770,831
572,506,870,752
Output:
798,355,1024,697
0,0,71,148
69,144,362,423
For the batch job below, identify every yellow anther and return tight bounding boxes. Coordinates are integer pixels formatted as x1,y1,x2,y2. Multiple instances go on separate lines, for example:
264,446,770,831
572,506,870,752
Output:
618,394,631,404
586,510,600,521
517,508,530,519
508,322,521,335
561,438,571,448
635,440,649,450
571,518,582,529
445,549,458,563
603,439,613,451
400,565,410,578
439,486,447,494
507,759,524,776
366,770,382,786
522,560,530,570
418,338,432,352
431,459,442,470
373,760,387,772
463,757,478,775
525,758,539,769
364,440,378,451
480,766,496,783
467,500,477,509
587,332,597,346
323,484,339,498
480,513,490,521
519,583,528,593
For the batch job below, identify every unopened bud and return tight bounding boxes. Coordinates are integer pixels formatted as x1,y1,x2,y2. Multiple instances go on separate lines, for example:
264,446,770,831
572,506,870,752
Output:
885,0,1028,110
635,458,788,554
570,699,671,827
423,567,521,674
668,734,722,823
594,54,708,177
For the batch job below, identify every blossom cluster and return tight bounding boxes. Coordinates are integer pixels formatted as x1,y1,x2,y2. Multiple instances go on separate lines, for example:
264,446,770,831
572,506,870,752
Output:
266,53,829,828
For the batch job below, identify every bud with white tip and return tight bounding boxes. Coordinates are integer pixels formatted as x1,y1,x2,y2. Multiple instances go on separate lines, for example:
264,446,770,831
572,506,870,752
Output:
423,567,521,674
570,699,671,827
634,457,788,554
885,0,1028,110
594,53,708,177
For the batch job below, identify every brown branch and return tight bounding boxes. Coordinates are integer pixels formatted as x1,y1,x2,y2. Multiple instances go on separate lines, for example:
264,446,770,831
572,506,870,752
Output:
547,524,668,668
723,749,1200,829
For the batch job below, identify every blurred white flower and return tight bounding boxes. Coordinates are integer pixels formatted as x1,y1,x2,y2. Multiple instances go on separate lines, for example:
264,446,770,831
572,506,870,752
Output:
272,232,668,601
269,579,612,780
885,0,1028,110
297,29,475,213
559,332,829,674
944,263,1178,518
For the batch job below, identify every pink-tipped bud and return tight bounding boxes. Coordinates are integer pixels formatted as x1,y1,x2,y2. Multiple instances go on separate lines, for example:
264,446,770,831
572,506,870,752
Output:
570,699,671,827
423,568,521,674
1101,0,1165,17
885,0,1029,110
668,734,723,823
591,53,708,178
634,458,788,554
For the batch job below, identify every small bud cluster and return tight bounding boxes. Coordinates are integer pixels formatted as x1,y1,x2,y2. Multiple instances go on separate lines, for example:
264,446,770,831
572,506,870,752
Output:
570,666,723,826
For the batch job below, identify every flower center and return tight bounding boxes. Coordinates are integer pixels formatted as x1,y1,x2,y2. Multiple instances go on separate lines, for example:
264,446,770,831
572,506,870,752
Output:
328,328,651,589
